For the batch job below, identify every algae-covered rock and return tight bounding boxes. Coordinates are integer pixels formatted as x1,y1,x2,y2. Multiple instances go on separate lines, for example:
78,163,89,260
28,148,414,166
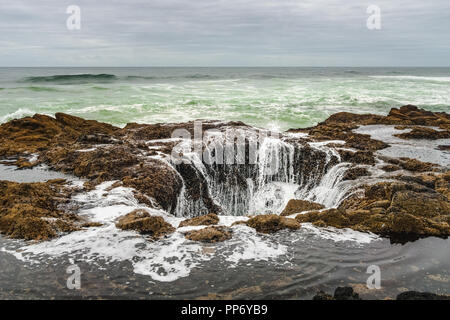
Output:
280,199,324,216
185,226,232,243
296,179,450,242
342,167,371,180
116,209,175,238
394,126,450,140
246,214,300,233
179,213,219,227
0,180,80,240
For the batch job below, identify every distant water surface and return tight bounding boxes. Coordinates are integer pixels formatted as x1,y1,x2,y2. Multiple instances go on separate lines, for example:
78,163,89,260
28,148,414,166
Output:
0,67,449,131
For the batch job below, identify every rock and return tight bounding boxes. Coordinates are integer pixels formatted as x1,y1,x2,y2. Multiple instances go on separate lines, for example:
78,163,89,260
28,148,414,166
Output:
396,291,450,300
185,226,232,243
246,214,301,233
280,199,325,216
342,167,371,180
312,291,334,300
179,213,220,227
381,164,401,172
0,180,80,240
384,105,450,128
399,158,435,172
312,287,361,300
81,222,103,228
333,287,361,300
0,113,118,157
297,179,450,242
339,150,376,165
295,123,388,152
394,127,450,140
116,209,175,238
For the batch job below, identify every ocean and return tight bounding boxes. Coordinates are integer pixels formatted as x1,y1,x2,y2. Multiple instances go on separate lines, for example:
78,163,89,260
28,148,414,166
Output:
1,67,449,299
1,67,449,130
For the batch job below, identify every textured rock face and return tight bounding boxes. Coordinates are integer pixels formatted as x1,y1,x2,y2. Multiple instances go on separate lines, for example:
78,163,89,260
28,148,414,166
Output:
0,105,448,243
179,213,219,227
280,199,324,216
296,178,450,242
116,209,175,238
0,180,80,240
185,226,232,243
246,214,300,233
394,126,450,140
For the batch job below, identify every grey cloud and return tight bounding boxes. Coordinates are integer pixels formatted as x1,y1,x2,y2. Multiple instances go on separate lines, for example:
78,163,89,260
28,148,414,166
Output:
0,0,449,66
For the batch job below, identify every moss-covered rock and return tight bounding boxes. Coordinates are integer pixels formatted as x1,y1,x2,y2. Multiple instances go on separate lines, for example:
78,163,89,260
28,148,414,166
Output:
246,214,300,233
185,226,232,243
116,209,175,238
179,213,219,227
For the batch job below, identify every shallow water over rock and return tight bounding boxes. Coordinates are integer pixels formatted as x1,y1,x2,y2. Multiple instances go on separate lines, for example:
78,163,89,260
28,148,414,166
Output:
1,232,448,299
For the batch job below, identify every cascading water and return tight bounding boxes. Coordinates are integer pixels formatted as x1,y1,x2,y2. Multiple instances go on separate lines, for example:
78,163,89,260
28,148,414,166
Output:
170,126,352,217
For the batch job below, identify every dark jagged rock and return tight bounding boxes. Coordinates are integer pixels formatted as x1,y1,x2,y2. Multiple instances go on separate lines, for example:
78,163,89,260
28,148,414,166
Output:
339,150,376,165
396,291,450,300
297,178,450,242
312,287,361,300
116,209,175,238
342,167,371,180
333,287,361,300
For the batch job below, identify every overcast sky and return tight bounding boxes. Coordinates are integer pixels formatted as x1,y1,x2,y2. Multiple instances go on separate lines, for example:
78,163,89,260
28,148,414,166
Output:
1,0,449,66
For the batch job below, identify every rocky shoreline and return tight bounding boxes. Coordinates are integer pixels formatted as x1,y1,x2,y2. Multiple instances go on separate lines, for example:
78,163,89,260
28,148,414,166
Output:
0,105,449,244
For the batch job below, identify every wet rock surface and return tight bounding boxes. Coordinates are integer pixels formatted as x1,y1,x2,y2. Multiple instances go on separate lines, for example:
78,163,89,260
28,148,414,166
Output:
280,199,324,216
396,291,450,300
246,214,301,233
297,177,450,243
0,105,448,244
313,287,450,300
184,226,232,243
0,179,81,240
179,213,219,227
116,209,175,239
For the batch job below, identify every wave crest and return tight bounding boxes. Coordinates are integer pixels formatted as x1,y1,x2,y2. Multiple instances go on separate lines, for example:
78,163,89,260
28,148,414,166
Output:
21,74,117,84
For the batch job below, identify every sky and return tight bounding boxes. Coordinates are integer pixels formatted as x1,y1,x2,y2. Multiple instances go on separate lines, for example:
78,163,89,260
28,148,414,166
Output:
1,0,449,67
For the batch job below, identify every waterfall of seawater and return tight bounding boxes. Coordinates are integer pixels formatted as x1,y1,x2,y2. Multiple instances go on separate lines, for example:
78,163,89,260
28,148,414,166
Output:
170,129,351,217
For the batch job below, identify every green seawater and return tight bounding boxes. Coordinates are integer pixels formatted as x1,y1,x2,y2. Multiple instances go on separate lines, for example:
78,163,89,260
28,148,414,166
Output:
0,67,449,131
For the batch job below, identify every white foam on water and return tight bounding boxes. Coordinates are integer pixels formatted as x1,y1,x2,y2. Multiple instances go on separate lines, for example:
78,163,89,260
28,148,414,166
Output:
370,75,450,82
218,225,289,268
300,223,380,244
0,108,36,123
